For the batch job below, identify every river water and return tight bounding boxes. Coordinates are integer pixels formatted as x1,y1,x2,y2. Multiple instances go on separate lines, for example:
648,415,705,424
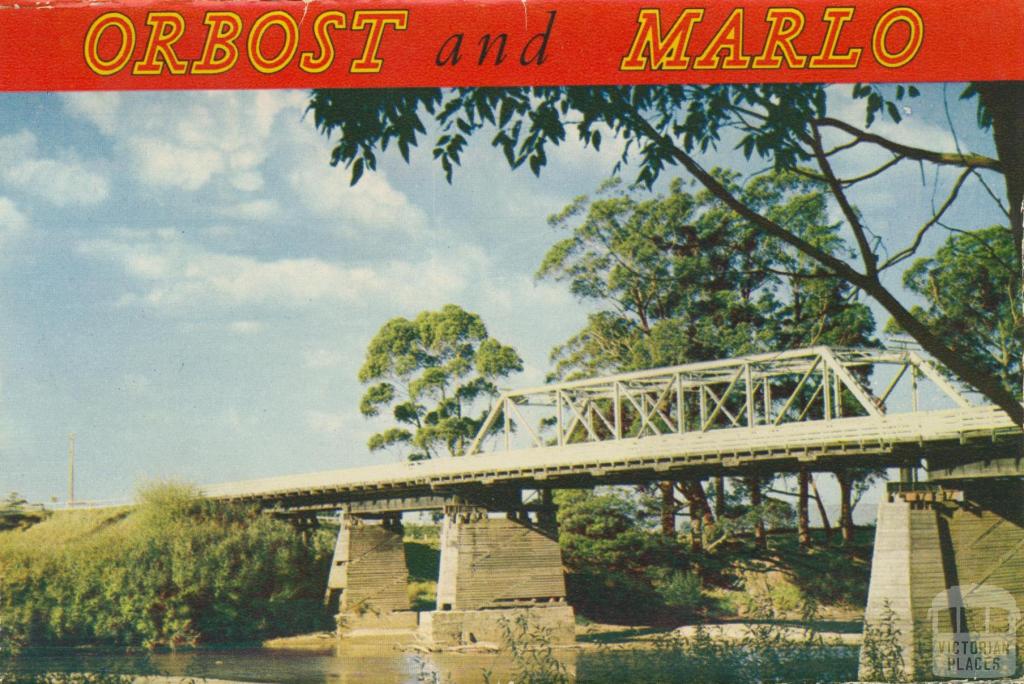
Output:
10,636,580,683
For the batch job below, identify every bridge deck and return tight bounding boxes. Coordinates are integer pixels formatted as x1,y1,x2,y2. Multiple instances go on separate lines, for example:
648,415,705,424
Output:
204,405,1020,511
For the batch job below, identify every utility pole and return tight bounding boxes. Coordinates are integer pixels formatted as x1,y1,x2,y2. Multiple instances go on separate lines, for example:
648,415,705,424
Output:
67,433,75,505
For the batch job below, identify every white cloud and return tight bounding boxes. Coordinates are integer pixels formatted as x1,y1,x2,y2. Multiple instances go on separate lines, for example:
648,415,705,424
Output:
215,199,280,222
306,410,350,434
63,93,122,135
0,197,28,249
228,320,263,335
304,348,345,369
80,91,306,194
0,131,109,206
288,164,427,236
229,172,265,193
128,136,224,191
76,229,469,312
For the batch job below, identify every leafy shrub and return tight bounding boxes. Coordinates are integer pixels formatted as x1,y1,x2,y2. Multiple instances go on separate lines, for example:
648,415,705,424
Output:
653,570,704,615
0,483,334,649
860,601,906,683
556,490,699,622
484,613,572,684
565,569,662,623
581,622,859,683
407,581,436,611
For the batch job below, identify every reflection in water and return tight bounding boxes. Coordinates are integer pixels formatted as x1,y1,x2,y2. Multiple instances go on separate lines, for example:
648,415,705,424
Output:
10,634,578,684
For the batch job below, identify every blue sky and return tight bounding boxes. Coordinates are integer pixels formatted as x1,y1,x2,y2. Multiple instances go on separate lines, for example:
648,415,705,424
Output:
0,86,1005,505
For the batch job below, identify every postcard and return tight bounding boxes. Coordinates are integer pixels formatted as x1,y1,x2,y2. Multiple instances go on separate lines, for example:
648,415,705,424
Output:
0,1,1021,682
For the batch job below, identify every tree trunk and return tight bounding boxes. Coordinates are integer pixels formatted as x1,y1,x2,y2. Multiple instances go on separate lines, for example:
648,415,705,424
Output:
810,475,833,540
678,479,713,552
659,481,676,537
835,471,854,544
977,82,1024,274
748,475,766,550
688,495,703,552
798,468,811,548
695,480,715,533
714,475,726,519
687,480,715,550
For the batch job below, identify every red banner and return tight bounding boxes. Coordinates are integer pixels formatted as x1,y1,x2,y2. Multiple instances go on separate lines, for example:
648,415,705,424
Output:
1,0,1022,91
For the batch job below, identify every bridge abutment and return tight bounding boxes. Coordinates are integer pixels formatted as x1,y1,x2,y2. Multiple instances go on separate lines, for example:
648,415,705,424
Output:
859,478,1024,681
419,503,574,647
327,512,413,631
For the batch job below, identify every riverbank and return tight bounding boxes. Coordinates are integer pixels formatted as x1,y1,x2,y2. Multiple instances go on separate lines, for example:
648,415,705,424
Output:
7,619,867,684
262,616,867,652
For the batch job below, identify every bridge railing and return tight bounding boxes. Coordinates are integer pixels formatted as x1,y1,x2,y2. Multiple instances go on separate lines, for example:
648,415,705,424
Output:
466,346,973,455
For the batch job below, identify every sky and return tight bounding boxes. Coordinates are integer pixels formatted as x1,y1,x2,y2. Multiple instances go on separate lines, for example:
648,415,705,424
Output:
0,85,1006,507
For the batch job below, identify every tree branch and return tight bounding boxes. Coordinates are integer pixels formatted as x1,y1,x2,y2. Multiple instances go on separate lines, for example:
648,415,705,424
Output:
809,123,879,277
815,117,1002,172
880,167,972,271
840,155,904,186
609,92,1024,426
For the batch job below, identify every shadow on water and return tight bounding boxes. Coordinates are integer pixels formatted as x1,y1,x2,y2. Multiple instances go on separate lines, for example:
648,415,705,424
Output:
6,639,573,684
3,639,871,684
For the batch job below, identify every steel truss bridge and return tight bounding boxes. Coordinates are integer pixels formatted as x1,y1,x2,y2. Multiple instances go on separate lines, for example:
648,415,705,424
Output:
203,346,1022,512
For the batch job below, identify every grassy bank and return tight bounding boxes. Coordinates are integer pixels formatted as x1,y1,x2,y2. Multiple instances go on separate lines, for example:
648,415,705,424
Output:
0,485,335,650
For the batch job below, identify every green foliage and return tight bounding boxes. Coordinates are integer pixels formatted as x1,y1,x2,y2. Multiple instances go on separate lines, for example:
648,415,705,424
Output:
0,495,46,533
652,570,703,614
483,613,572,684
555,490,703,621
402,523,440,544
307,83,1024,424
308,85,926,188
538,172,875,379
557,490,682,573
404,540,440,583
860,600,907,683
894,225,1021,397
406,581,436,612
580,620,859,683
0,483,334,649
358,304,522,459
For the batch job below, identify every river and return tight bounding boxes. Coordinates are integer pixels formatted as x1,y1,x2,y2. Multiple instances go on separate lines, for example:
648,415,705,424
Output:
4,626,876,683
9,641,574,683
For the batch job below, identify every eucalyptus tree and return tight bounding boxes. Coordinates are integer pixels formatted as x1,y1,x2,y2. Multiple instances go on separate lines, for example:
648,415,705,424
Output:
896,225,1021,396
359,304,523,460
308,83,1023,424
536,171,876,548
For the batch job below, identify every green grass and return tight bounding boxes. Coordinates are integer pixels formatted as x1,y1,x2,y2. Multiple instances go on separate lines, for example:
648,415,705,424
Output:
0,484,335,649
408,580,437,611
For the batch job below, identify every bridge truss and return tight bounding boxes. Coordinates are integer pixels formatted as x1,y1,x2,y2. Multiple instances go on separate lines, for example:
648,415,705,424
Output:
205,347,1020,511
468,346,975,455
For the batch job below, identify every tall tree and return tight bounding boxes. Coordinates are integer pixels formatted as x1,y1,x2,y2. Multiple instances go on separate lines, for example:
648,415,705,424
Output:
307,84,1023,424
895,225,1021,397
536,171,875,549
358,304,523,460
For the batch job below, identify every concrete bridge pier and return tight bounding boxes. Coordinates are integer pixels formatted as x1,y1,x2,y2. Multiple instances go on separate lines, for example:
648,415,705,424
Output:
420,500,575,648
859,477,1024,681
327,511,417,632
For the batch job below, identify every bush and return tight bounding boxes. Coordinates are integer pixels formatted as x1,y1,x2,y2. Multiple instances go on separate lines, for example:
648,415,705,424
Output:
565,569,662,623
556,489,703,622
407,581,436,611
653,571,704,615
0,483,335,649
581,622,859,683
